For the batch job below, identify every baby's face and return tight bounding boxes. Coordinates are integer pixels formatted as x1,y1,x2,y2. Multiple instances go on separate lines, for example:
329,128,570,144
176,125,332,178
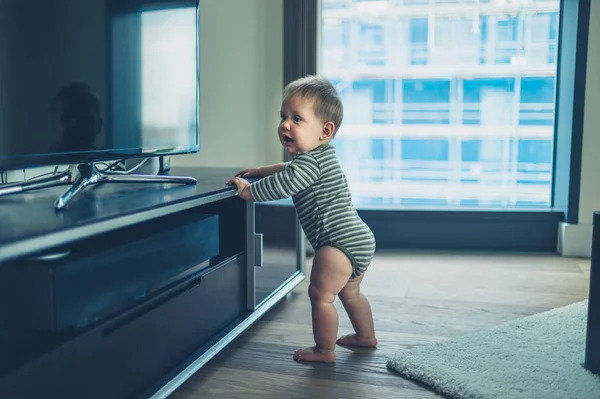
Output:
278,96,330,155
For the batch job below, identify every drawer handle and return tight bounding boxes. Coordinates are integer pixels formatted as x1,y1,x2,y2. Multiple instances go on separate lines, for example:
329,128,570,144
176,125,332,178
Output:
254,233,263,267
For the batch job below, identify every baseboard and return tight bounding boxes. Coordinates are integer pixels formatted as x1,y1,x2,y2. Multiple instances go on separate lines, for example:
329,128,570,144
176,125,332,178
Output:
260,205,563,253
2,166,68,184
1,169,25,184
557,222,593,258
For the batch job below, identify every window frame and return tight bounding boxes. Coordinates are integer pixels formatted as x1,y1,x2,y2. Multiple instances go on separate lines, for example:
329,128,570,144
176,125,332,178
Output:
280,0,590,251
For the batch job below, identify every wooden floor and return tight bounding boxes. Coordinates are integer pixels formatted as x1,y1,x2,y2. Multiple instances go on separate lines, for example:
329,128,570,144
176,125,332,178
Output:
170,250,591,399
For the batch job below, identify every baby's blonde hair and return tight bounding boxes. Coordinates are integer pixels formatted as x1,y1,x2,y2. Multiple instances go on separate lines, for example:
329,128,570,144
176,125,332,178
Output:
283,75,343,136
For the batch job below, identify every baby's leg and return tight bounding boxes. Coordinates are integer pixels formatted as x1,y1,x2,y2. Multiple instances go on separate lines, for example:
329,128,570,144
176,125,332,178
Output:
336,274,378,347
293,246,352,363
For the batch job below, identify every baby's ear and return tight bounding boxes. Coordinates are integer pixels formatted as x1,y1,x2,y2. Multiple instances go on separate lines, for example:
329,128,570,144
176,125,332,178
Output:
322,121,335,139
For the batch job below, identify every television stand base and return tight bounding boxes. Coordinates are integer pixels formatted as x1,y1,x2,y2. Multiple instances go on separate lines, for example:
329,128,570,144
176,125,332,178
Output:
55,163,197,210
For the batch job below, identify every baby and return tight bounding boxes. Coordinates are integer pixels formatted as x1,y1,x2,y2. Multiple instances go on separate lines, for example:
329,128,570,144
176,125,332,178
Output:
227,75,377,363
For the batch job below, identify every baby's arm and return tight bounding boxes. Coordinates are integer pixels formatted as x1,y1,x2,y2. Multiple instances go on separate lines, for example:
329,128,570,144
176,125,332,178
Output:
249,153,320,202
233,162,286,178
256,163,287,177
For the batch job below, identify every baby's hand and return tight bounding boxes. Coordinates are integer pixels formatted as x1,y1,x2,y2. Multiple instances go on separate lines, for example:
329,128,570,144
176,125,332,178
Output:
226,176,254,202
233,168,261,178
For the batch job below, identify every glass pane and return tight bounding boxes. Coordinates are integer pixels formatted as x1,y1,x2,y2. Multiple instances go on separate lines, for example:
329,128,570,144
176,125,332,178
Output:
320,0,559,209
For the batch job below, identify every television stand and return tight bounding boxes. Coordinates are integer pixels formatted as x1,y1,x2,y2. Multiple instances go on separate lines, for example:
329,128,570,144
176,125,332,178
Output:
0,166,305,399
55,162,197,210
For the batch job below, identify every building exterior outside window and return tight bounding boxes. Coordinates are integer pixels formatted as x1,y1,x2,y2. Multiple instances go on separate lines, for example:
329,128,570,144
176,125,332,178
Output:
320,0,560,208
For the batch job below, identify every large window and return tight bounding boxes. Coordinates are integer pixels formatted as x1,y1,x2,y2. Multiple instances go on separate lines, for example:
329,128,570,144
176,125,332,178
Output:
319,0,560,208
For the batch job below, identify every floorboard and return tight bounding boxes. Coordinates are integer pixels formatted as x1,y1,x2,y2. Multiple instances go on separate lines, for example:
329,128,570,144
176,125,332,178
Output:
170,250,590,398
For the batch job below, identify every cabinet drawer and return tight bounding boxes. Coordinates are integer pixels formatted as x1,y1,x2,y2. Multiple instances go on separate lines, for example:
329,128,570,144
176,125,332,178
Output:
0,255,247,399
0,212,219,332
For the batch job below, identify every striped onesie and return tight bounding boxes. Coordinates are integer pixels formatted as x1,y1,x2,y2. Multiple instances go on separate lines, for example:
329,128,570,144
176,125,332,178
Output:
249,144,376,279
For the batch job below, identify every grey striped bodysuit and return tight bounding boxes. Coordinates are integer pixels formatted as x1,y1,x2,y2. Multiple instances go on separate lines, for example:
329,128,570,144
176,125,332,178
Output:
249,144,376,279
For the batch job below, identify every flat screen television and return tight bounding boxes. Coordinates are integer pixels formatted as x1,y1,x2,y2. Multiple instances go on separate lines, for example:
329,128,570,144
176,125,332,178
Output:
0,0,200,169
0,0,200,208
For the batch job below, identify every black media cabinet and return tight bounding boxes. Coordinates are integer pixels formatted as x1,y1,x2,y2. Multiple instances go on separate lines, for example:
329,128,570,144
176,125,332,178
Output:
0,166,305,398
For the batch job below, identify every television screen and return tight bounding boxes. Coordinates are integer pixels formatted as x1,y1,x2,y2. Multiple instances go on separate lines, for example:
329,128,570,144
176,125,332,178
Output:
0,0,199,171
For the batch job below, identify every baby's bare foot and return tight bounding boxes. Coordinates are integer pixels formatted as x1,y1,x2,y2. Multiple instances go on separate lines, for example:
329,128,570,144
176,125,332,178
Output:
293,346,336,363
336,334,378,348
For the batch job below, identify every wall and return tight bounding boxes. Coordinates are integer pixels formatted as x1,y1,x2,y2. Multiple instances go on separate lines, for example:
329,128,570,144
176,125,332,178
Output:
173,0,284,169
186,0,596,254
558,0,599,257
578,0,600,225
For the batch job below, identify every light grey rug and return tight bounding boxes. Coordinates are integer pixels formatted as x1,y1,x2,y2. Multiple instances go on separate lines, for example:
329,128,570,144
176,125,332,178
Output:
387,300,600,399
